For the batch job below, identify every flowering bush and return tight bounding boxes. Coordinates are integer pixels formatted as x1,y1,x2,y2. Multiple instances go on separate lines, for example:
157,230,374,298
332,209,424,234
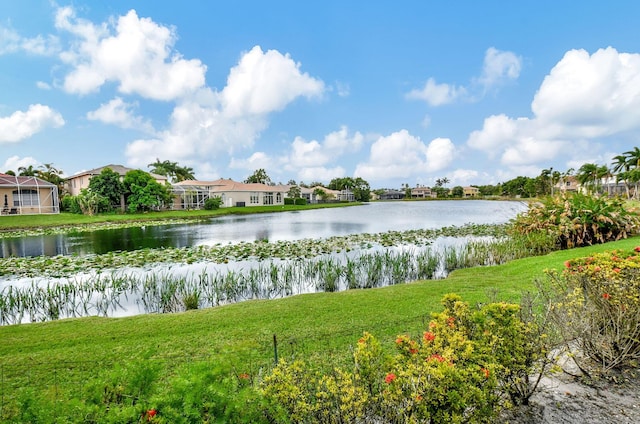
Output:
261,294,548,423
543,247,640,373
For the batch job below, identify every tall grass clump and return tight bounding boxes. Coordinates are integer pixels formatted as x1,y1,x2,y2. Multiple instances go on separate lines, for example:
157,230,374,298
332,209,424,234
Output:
510,193,640,249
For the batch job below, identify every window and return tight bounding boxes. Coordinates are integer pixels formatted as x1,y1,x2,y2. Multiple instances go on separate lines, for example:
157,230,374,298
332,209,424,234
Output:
263,192,273,205
250,192,259,204
276,192,282,203
13,189,39,207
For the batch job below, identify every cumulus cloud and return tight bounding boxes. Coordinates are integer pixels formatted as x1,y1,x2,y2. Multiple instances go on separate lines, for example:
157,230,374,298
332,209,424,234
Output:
407,47,522,106
0,104,64,143
126,45,325,168
229,152,273,171
405,78,467,106
354,130,456,181
221,46,324,117
1,156,39,173
467,47,640,170
286,126,363,168
55,7,206,100
476,47,522,90
87,97,154,133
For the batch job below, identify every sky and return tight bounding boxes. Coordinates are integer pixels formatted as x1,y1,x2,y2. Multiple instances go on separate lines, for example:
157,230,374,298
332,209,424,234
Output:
2,1,640,189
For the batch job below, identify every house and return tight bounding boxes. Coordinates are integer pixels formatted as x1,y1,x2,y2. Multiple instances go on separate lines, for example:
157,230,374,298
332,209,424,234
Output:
463,186,480,197
411,186,435,199
553,176,580,194
378,189,405,200
65,164,168,196
171,179,289,209
0,173,60,215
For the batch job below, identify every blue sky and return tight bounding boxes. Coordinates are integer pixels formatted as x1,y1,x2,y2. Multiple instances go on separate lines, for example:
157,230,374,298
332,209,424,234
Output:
2,1,640,188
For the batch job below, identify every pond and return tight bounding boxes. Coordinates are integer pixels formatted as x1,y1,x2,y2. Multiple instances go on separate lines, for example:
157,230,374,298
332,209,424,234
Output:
0,200,527,258
0,200,530,324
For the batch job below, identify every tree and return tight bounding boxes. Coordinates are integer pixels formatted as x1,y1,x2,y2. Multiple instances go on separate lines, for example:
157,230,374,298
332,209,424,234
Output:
148,159,195,183
352,177,371,202
287,185,302,199
612,154,631,198
123,170,172,213
88,167,126,211
576,163,599,194
451,186,464,197
245,168,272,185
36,163,66,195
18,165,37,176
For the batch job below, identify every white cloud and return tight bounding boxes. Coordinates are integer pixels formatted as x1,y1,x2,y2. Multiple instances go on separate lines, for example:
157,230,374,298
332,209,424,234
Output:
87,97,154,132
406,78,467,106
477,47,522,90
449,169,480,185
354,130,456,181
229,152,273,171
286,126,363,168
56,7,206,100
0,25,59,56
36,81,52,90
0,104,64,143
1,156,39,173
297,166,346,183
126,46,325,168
221,46,324,117
467,47,640,170
408,47,521,106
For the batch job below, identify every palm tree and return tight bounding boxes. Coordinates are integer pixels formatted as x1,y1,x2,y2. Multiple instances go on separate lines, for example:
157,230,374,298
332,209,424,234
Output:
17,165,36,176
623,147,640,198
577,163,598,194
612,154,631,198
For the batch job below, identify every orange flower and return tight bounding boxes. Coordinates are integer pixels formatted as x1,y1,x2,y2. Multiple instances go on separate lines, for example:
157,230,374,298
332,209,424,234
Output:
564,260,571,268
428,354,446,363
239,373,250,379
423,331,435,342
613,268,621,273
482,368,490,378
602,293,611,300
385,373,397,384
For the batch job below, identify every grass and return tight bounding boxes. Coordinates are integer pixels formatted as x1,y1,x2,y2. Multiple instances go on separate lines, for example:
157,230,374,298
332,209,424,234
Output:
1,236,639,406
0,202,362,231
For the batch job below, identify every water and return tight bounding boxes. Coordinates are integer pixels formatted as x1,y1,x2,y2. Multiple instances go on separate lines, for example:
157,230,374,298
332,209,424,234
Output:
0,200,527,258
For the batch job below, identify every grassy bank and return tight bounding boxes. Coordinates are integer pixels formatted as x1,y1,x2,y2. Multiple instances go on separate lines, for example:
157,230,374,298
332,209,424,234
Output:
1,236,638,409
0,202,362,231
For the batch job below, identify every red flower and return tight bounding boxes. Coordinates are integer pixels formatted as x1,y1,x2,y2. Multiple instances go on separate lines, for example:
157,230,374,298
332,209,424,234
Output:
602,293,611,300
396,336,404,344
410,348,418,355
145,409,157,421
564,260,571,268
423,331,435,342
428,354,446,363
385,373,397,384
634,246,640,252
447,317,455,328
482,368,490,378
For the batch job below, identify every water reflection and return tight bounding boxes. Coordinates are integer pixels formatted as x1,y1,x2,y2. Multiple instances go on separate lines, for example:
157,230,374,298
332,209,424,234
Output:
0,200,527,258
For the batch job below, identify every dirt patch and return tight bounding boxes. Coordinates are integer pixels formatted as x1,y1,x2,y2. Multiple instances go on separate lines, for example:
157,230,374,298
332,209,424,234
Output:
499,369,640,424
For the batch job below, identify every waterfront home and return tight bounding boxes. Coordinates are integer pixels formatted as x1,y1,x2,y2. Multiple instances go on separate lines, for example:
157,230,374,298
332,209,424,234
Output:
65,164,168,196
172,178,289,209
0,173,60,215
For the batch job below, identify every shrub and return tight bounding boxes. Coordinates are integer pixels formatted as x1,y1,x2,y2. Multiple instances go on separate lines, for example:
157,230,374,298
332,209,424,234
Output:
284,198,295,205
204,196,223,210
260,294,549,422
510,193,640,249
294,198,307,206
60,195,82,214
541,247,640,373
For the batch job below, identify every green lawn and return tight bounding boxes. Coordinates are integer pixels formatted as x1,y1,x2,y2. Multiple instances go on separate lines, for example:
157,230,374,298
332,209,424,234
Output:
1,236,639,405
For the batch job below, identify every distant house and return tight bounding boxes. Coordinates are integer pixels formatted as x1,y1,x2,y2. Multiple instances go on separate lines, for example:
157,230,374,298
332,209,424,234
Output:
172,179,289,209
463,186,480,197
65,164,168,196
553,176,580,194
379,189,405,200
411,186,435,199
0,173,60,215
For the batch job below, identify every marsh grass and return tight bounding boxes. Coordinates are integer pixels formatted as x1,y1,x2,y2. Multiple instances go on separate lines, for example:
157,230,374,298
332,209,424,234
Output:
0,233,556,325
